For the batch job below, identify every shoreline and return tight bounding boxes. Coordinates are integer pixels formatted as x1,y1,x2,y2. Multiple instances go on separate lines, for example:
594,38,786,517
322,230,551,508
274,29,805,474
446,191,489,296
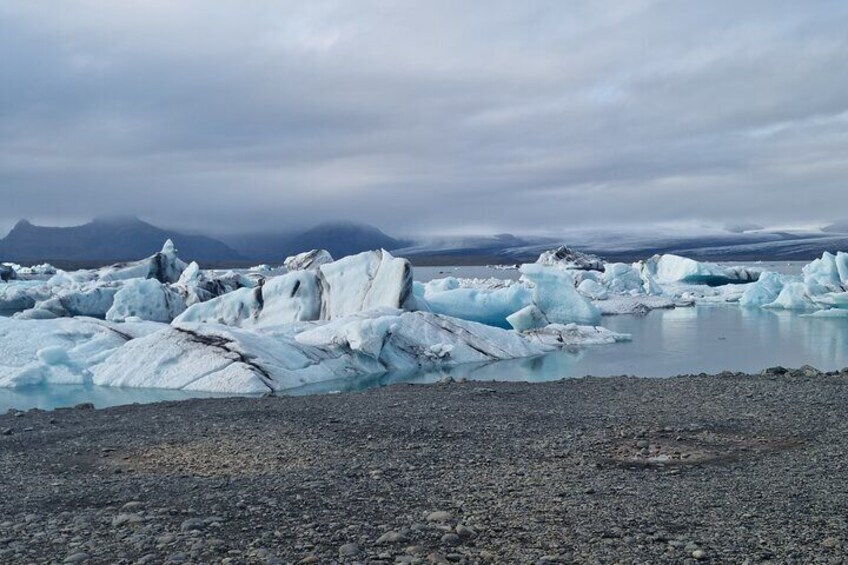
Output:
2,370,848,563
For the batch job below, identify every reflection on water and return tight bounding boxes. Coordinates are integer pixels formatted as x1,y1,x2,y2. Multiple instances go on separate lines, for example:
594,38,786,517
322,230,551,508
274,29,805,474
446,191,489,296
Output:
2,304,848,412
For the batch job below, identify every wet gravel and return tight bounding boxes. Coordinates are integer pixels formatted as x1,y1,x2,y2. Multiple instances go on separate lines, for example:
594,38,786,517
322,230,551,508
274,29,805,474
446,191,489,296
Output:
2,366,848,564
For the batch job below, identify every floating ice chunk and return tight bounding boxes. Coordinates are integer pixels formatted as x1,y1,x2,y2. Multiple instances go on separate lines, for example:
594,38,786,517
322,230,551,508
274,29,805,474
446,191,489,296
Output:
284,249,334,271
506,305,548,332
175,270,321,327
253,271,321,325
642,254,760,285
802,252,848,293
764,282,816,310
318,250,414,319
593,296,677,315
423,285,532,328
96,310,546,393
601,263,645,294
522,324,632,347
0,283,51,312
577,279,609,300
0,317,157,387
249,264,273,273
536,246,604,271
16,284,121,319
739,272,793,307
519,264,601,326
106,279,187,322
92,239,188,284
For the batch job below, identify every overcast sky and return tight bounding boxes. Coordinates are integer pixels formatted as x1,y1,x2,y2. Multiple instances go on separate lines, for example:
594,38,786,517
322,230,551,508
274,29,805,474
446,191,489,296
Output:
1,1,847,236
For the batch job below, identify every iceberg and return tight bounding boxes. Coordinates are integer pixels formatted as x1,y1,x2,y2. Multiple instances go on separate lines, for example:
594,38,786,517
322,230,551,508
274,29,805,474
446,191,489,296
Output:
175,270,321,327
519,264,601,326
421,285,532,328
523,323,632,347
536,246,604,271
106,279,188,323
317,250,415,319
0,317,163,387
739,272,793,307
93,310,546,393
284,249,334,271
642,254,760,285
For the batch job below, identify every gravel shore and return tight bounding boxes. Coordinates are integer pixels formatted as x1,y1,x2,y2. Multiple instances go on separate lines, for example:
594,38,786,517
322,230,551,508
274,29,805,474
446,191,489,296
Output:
2,367,848,564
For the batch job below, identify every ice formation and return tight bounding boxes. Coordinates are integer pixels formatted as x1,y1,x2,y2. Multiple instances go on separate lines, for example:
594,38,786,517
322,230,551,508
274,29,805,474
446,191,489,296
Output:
5,237,844,395
536,246,605,271
642,254,760,285
284,249,334,271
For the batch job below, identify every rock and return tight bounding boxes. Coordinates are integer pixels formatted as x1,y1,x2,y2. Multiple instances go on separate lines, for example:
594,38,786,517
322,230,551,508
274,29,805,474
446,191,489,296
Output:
798,364,822,377
299,555,320,564
339,543,360,556
692,549,706,560
112,513,144,527
64,553,91,563
426,511,454,523
441,533,461,546
1,428,11,436
376,530,407,544
122,501,144,510
822,537,840,548
455,524,476,538
427,552,449,564
74,402,95,410
180,518,205,532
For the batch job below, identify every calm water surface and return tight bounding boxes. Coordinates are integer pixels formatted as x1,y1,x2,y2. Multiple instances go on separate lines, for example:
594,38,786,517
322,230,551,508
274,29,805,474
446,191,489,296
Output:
1,261,843,412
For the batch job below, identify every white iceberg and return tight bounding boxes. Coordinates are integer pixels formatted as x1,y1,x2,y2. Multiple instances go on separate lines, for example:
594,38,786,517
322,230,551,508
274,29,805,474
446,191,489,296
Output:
642,254,760,285
519,263,601,326
0,317,163,387
93,310,547,393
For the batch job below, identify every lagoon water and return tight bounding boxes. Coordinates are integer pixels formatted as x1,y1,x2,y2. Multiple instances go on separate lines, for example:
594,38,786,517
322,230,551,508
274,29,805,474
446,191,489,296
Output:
2,261,846,412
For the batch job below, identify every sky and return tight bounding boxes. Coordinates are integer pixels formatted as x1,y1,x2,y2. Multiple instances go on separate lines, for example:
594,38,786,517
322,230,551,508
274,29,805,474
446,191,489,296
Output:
1,1,847,237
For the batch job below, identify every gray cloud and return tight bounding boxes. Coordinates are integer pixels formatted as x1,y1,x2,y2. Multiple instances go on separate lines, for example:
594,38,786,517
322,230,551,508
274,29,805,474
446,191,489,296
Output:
1,1,847,236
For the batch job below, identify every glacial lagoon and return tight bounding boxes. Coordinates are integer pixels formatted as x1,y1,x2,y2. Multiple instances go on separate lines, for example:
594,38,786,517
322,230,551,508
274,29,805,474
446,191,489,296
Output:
3,259,846,412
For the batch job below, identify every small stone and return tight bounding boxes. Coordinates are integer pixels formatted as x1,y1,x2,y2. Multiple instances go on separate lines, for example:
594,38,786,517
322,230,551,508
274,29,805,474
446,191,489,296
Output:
822,537,840,548
74,402,95,411
339,543,360,556
441,533,461,546
692,549,706,560
64,553,91,564
427,511,454,523
299,555,319,564
1,428,11,436
112,513,144,527
122,501,144,511
180,518,205,532
455,524,476,538
376,530,407,544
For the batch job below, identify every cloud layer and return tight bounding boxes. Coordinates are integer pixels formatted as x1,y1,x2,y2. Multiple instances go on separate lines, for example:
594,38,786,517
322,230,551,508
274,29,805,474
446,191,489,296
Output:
1,1,847,235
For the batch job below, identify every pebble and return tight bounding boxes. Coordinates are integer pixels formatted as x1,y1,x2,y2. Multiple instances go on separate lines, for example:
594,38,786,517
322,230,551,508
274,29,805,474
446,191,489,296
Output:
339,543,360,556
692,549,706,560
64,553,91,563
426,511,454,523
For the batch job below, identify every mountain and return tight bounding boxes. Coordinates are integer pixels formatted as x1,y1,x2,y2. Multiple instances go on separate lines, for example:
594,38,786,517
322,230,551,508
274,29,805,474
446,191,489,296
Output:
822,220,848,234
0,217,242,264
225,222,408,261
